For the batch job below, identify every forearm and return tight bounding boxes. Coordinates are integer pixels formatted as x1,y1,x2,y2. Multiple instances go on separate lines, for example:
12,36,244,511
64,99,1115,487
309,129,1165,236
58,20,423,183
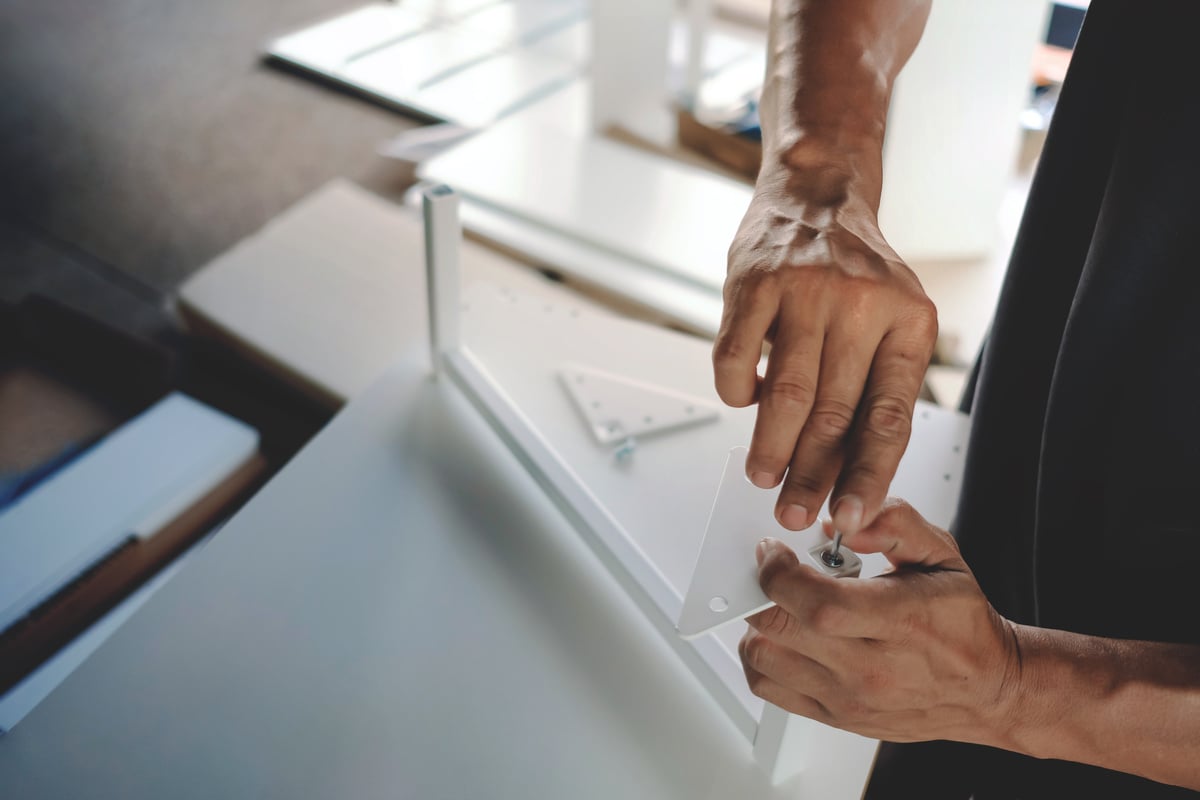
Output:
759,0,931,211
998,625,1200,789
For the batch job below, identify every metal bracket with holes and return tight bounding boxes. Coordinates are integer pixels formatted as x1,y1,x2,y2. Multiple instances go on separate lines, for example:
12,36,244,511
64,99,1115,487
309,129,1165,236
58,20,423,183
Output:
558,362,720,445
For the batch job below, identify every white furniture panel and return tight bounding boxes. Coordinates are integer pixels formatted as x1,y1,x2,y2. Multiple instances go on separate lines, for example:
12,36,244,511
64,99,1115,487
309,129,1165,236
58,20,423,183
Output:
420,115,753,291
411,49,579,128
342,27,508,96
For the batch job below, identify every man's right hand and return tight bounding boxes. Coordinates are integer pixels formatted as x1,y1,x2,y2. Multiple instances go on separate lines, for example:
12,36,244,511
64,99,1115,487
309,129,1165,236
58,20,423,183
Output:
713,174,937,536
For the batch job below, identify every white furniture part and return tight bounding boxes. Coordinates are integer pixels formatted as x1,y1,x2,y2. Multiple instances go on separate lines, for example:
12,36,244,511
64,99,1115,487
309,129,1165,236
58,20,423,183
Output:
421,185,972,789
0,394,259,634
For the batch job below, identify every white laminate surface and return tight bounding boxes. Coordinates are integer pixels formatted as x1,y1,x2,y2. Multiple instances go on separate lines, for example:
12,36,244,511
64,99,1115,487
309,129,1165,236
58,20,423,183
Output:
0,354,814,799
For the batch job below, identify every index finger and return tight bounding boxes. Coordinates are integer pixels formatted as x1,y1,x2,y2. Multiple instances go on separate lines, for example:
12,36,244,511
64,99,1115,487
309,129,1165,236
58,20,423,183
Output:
712,274,779,407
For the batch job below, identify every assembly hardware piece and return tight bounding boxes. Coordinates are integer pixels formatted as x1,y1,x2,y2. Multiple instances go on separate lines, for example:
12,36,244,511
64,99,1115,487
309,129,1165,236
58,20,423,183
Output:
808,534,862,579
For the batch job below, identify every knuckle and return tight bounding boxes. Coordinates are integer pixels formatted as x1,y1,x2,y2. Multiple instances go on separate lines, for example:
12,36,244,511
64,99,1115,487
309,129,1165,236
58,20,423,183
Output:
765,376,816,412
746,670,772,699
863,395,913,441
804,400,858,446
726,264,776,303
877,497,917,527
711,333,750,368
808,600,846,636
781,470,823,499
754,605,798,640
909,297,939,338
838,461,884,494
741,632,773,671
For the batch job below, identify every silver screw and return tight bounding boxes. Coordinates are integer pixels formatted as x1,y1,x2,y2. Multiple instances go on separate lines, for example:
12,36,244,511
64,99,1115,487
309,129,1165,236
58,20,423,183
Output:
821,531,845,568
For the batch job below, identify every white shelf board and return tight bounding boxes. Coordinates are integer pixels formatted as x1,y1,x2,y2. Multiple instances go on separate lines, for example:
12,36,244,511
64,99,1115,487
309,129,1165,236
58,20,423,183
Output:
419,114,753,292
454,194,726,337
456,281,971,734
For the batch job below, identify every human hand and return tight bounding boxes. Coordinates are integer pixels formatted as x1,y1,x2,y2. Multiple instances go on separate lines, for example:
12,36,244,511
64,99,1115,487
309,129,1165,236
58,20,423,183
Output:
738,499,1022,747
714,180,937,536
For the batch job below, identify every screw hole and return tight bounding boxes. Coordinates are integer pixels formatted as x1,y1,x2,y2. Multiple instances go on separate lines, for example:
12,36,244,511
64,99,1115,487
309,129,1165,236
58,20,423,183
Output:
709,596,729,613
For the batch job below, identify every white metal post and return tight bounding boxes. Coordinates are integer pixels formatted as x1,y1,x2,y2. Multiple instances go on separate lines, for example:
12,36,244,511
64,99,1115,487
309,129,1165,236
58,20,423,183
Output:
422,184,462,377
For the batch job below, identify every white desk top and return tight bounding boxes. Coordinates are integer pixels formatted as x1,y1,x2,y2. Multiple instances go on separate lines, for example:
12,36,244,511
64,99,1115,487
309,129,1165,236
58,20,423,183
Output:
0,351,816,799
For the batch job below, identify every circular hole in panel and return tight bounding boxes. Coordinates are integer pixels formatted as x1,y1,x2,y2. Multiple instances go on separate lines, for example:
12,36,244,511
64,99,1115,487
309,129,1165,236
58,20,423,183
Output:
644,416,654,424
944,473,952,481
709,596,729,613
953,445,961,453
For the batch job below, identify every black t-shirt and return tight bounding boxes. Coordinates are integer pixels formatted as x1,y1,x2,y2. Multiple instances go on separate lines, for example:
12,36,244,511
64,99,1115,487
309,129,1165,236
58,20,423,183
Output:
870,1,1200,797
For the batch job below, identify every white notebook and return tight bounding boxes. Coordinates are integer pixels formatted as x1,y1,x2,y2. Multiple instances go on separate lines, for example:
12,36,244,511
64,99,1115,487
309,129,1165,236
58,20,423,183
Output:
0,393,259,634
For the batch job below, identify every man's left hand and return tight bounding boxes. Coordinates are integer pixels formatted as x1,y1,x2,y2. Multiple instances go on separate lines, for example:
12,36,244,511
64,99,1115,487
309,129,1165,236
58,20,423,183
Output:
740,499,1023,746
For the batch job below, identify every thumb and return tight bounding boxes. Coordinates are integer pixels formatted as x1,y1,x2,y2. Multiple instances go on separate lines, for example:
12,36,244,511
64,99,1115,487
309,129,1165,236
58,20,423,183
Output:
824,498,963,569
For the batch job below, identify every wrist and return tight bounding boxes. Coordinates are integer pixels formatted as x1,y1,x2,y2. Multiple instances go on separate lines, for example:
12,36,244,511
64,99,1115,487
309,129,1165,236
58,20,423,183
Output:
988,623,1108,762
984,620,1038,755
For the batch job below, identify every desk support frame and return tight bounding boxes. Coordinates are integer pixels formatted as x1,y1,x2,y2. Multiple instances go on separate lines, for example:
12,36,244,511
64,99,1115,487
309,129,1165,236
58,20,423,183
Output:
420,185,861,787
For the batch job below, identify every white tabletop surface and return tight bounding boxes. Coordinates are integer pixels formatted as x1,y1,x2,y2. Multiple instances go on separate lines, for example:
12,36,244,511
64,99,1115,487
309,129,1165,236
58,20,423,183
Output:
0,350,816,799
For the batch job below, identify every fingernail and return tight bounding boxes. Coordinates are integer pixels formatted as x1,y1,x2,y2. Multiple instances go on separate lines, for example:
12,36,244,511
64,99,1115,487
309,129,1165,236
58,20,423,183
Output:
756,537,776,565
833,495,864,534
779,504,809,530
750,471,777,489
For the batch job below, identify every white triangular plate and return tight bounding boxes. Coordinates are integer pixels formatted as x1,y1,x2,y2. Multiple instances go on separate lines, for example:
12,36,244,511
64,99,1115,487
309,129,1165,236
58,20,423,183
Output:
558,362,720,445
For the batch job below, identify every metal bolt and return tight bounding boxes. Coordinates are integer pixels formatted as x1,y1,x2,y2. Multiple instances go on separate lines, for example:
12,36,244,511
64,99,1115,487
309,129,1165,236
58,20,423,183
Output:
821,531,845,568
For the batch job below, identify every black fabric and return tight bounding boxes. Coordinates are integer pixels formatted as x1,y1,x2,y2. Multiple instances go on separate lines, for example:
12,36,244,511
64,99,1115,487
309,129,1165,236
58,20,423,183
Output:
869,1,1200,797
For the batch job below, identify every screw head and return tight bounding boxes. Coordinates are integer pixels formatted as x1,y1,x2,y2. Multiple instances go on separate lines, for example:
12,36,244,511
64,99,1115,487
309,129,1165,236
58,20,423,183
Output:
820,548,845,568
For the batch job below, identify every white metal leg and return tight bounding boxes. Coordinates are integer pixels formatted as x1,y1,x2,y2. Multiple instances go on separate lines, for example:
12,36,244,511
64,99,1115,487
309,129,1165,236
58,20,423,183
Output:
422,184,462,376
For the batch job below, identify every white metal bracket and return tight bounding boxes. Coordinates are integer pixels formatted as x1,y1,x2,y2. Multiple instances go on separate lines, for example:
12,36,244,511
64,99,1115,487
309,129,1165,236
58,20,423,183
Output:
558,362,719,445
678,446,864,639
